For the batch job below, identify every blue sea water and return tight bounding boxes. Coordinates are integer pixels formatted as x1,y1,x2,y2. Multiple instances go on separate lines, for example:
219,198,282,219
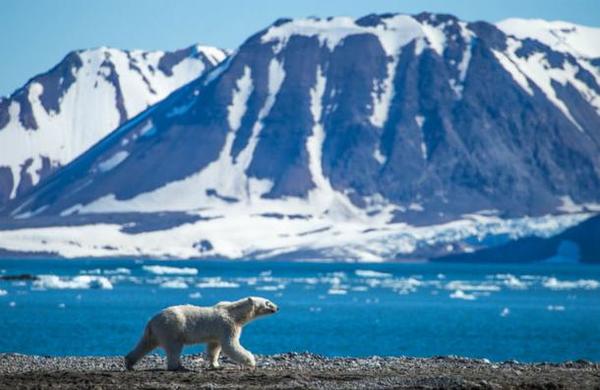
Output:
0,259,599,362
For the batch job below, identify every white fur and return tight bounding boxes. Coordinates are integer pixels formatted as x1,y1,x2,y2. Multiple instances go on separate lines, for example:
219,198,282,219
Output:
125,296,278,370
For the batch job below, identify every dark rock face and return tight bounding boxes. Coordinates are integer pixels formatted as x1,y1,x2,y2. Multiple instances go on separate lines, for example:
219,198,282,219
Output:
3,14,600,231
37,51,83,115
127,55,157,95
0,98,10,129
0,168,13,205
247,35,326,198
99,58,128,125
158,47,193,76
158,45,216,77
194,239,213,253
321,34,388,200
13,89,38,130
16,159,34,198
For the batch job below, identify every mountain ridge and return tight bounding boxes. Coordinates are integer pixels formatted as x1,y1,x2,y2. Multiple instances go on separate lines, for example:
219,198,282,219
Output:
1,12,599,261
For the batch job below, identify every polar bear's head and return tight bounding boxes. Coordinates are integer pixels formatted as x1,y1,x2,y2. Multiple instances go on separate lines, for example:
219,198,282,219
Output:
248,296,279,316
222,296,279,325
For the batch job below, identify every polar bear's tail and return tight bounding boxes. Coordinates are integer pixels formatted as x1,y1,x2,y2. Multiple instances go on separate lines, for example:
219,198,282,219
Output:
124,324,158,370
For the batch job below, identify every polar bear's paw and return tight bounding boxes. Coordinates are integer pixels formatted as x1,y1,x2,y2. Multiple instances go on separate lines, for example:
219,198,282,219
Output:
124,356,134,371
172,366,191,372
242,357,257,370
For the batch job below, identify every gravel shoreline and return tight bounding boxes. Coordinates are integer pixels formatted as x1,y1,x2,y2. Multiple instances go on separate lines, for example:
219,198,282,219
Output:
1,353,599,389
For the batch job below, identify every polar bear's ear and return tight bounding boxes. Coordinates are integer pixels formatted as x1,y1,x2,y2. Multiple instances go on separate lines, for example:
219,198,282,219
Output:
247,297,254,304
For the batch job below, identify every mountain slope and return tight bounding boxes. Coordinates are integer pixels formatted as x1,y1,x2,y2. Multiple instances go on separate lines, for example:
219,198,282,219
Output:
1,13,599,261
0,45,227,206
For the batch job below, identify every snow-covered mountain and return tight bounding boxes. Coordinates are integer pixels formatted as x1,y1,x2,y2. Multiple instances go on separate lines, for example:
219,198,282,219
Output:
1,13,599,261
0,45,227,206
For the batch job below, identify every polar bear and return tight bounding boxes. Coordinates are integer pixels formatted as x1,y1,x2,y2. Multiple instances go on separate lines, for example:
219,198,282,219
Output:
124,297,278,371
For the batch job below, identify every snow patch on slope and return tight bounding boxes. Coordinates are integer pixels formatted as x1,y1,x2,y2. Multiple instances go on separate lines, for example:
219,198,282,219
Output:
263,15,428,57
97,151,129,173
499,38,585,129
415,115,427,160
227,67,253,130
497,18,600,59
449,22,474,97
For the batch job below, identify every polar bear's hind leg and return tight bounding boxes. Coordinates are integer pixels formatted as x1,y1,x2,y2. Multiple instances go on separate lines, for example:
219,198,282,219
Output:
125,325,158,370
165,342,185,371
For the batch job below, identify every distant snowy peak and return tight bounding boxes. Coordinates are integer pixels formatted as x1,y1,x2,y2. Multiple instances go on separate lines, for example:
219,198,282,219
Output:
0,44,227,205
260,14,600,60
497,18,600,59
261,13,475,97
261,13,469,56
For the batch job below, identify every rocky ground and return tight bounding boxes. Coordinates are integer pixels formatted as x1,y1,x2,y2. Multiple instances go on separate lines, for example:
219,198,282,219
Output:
1,353,599,389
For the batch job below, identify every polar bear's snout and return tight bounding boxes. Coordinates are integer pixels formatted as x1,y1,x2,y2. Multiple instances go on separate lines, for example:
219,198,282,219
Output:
255,298,279,315
266,300,279,313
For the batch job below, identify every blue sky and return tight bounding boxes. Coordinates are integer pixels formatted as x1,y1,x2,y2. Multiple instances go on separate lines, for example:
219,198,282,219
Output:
2,0,599,97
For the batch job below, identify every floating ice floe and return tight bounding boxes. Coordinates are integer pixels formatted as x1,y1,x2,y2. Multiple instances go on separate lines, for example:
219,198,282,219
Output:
81,267,132,275
9,301,16,307
496,274,528,290
80,269,102,275
103,268,132,275
0,289,7,296
355,270,392,278
188,292,202,299
196,278,240,288
256,284,285,291
327,288,347,295
388,277,423,294
160,280,189,289
500,307,510,317
449,290,477,300
542,277,599,290
33,275,113,290
142,265,198,275
547,305,566,311
445,281,501,292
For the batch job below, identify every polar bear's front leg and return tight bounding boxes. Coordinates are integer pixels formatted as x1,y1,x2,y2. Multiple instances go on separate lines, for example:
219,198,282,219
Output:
221,336,256,368
207,342,222,368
